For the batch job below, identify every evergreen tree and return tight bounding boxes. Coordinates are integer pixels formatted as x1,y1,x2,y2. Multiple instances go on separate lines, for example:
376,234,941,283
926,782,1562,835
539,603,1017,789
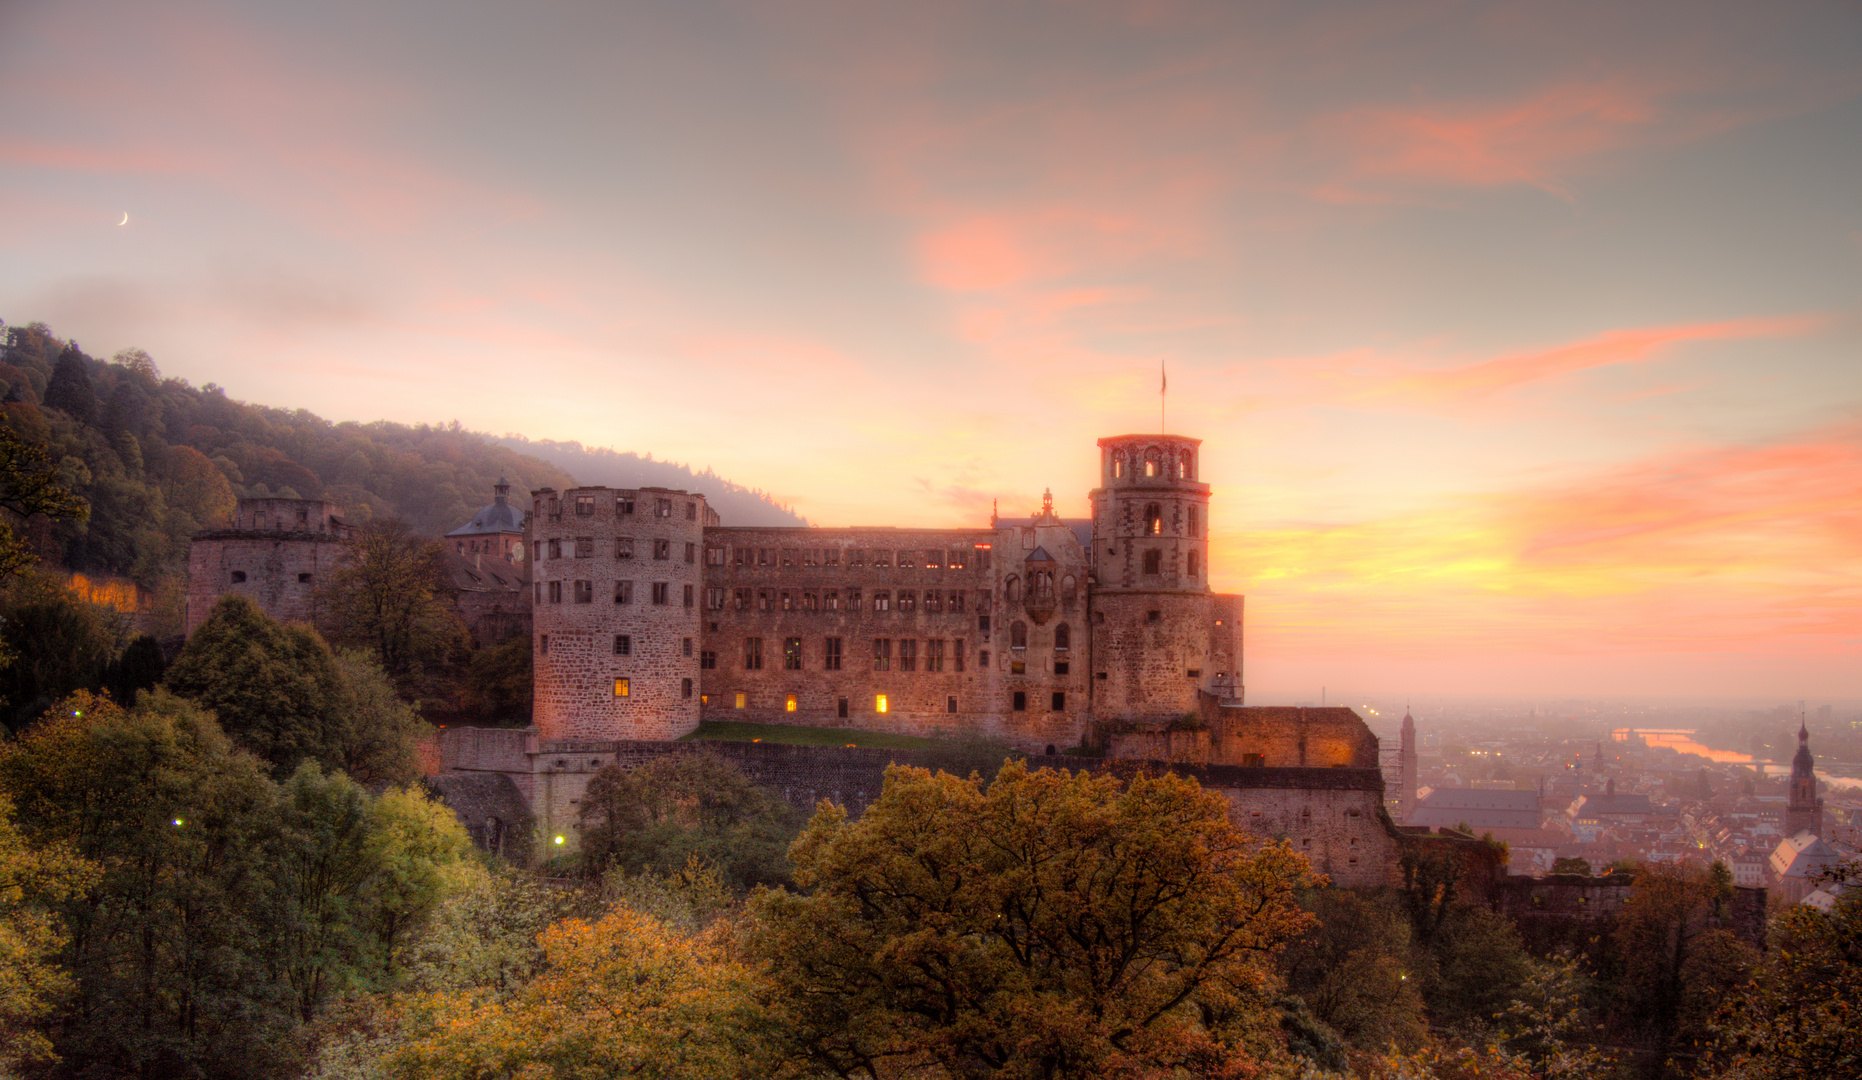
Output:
38,346,95,425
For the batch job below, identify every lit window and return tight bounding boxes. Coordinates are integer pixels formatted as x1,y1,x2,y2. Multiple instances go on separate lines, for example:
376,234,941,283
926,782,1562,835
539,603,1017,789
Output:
875,694,888,713
613,678,630,697
734,691,746,709
785,693,798,712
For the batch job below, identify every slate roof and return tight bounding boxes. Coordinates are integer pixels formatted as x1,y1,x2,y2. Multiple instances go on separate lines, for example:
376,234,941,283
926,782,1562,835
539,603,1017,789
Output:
437,548,527,593
1407,787,1543,831
446,480,526,538
1574,793,1654,817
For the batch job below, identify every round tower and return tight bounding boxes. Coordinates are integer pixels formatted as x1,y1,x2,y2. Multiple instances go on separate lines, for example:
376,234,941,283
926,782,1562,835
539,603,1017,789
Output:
530,486,706,740
1087,434,1216,723
1785,720,1824,838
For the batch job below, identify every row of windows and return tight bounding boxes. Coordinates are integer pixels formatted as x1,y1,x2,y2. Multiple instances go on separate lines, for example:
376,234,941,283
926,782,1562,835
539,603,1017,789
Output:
538,580,694,606
718,690,1068,714
545,494,694,521
716,587,979,614
721,547,987,570
536,537,696,563
728,636,972,674
1110,446,1195,481
607,676,697,699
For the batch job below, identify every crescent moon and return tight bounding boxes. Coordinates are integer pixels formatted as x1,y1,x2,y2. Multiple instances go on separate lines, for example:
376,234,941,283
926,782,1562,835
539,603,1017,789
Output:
118,212,129,226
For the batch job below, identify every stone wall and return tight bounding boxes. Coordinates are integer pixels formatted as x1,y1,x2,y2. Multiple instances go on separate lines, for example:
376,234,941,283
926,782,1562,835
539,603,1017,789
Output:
186,532,346,635
530,486,707,741
1106,705,1380,770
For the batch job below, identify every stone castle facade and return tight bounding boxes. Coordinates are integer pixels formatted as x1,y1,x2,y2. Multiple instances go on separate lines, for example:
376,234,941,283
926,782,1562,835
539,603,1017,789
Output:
185,497,352,636
526,434,1242,751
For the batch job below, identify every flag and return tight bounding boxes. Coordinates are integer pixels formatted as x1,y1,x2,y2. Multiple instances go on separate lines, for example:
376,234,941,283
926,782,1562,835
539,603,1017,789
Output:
1160,360,1166,395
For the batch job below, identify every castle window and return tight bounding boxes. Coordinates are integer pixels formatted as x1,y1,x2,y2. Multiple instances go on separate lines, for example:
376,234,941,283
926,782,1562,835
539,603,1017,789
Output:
1143,550,1161,575
682,678,693,699
926,639,945,672
1186,669,1201,678
899,640,917,671
838,697,849,718
1051,692,1066,711
802,549,817,567
1061,575,1076,606
685,501,696,521
744,638,764,670
948,697,958,714
535,582,542,603
926,550,943,569
539,634,548,654
1112,450,1125,478
1242,753,1265,767
298,573,312,583
849,549,865,567
872,550,890,568
646,582,665,605
897,550,913,568
1187,551,1200,578
684,542,696,564
949,591,965,612
1145,503,1162,535
700,650,716,670
733,587,749,610
575,496,594,517
683,584,694,608
534,541,543,561
980,649,990,668
924,591,941,613
898,590,916,613
782,549,795,567
1013,691,1027,711
978,614,991,635
1145,609,1161,623
548,539,562,560
548,581,562,603
824,637,842,671
734,691,746,708
949,549,966,569
547,496,560,521
803,590,819,612
1144,447,1161,477
1005,575,1020,604
653,539,670,560
614,634,631,656
784,638,803,670
825,548,841,566
757,589,773,611
733,546,747,566
655,498,672,518
780,590,794,611
1055,661,1069,675
616,495,634,515
785,693,797,712
1010,621,1027,649
575,537,593,558
1187,505,1199,537
707,587,724,609
825,589,840,612
847,588,862,610
573,580,593,603
230,571,246,583
1011,660,1025,674
1033,571,1053,599
1054,623,1070,651
873,638,892,671
683,637,693,657
876,694,888,714
954,639,965,672
873,591,890,612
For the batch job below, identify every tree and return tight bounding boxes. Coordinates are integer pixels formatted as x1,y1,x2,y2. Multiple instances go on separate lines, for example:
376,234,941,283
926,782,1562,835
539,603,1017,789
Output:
0,424,87,586
38,346,95,425
1707,862,1862,1080
0,792,95,1074
102,632,167,704
163,594,350,776
462,633,531,723
330,649,431,786
1609,862,1756,1077
1279,888,1428,1051
382,904,772,1080
746,760,1320,1079
0,573,123,730
578,753,801,890
320,519,464,696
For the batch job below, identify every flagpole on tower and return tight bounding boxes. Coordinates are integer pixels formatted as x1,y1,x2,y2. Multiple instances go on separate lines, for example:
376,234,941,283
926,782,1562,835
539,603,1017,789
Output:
1160,359,1167,434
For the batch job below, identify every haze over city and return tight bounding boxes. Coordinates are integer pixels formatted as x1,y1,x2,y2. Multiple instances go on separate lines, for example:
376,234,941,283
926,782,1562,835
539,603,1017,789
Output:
3,0,1858,699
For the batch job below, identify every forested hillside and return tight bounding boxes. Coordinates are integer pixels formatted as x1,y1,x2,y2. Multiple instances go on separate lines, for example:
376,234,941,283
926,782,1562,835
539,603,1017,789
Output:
496,437,805,527
0,319,798,604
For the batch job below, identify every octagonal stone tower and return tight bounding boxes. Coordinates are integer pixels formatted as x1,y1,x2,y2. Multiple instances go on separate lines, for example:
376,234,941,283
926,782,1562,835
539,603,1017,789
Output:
1088,435,1236,722
529,486,710,740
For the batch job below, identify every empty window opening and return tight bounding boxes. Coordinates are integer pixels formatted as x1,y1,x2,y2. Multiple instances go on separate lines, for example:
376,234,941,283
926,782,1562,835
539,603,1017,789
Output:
652,582,669,605
898,639,917,672
683,584,694,608
1143,549,1162,575
1010,621,1027,649
574,537,593,558
1187,551,1200,578
539,634,548,654
616,537,634,559
1054,623,1071,650
873,638,892,671
837,697,849,718
1051,691,1066,711
574,580,593,603
297,572,312,583
230,570,246,583
614,580,633,604
1012,691,1027,711
784,637,803,670
824,637,842,671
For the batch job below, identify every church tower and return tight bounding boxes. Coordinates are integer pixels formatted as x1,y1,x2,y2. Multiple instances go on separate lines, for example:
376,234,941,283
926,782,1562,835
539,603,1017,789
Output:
1786,720,1824,838
1399,709,1418,822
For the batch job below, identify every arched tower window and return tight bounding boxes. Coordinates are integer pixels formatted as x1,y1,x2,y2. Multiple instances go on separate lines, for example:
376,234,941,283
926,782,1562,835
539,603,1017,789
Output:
1054,623,1071,650
1187,505,1199,537
1144,447,1162,477
1143,549,1161,575
1010,621,1028,648
1187,551,1200,578
1144,503,1162,535
1111,451,1125,479
1033,571,1054,599
1180,448,1194,479
1005,575,1021,604
1061,574,1077,604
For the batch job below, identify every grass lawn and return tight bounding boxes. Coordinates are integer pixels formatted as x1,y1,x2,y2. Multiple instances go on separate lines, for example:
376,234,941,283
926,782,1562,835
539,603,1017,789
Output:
679,720,1011,754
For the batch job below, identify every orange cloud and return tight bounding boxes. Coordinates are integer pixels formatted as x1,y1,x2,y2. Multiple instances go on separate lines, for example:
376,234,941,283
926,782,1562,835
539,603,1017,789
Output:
1343,314,1827,405
1215,423,1862,658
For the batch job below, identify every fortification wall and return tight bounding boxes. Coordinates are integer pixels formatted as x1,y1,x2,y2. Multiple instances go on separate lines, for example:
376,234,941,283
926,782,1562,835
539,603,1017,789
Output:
186,531,346,635
530,486,706,741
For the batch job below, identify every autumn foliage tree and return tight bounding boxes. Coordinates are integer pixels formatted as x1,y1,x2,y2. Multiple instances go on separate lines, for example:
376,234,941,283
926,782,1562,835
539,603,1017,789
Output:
747,760,1320,1080
319,518,464,697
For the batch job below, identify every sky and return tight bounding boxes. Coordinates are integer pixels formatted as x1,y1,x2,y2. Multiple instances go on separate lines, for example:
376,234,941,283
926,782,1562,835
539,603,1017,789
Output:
2,0,1859,701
